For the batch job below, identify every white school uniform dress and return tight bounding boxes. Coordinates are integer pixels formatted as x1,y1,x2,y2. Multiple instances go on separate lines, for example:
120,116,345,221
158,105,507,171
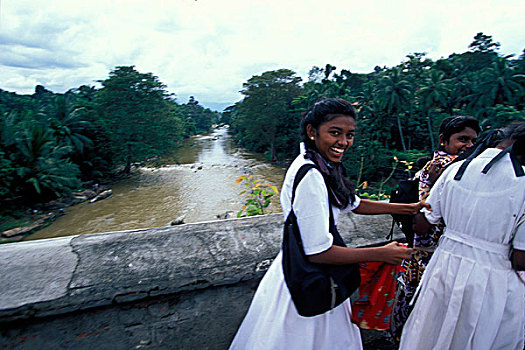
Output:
230,149,363,350
399,149,525,350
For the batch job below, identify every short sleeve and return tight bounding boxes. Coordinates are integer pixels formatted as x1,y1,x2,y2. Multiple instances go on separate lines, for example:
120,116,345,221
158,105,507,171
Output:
340,195,361,214
293,169,333,255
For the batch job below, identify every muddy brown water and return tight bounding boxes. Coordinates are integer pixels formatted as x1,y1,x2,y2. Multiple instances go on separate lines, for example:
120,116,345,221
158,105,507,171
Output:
28,126,288,240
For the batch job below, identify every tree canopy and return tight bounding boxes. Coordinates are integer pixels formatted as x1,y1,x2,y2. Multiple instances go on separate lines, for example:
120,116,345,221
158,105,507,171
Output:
230,69,302,161
1,32,524,216
227,32,525,192
0,66,217,214
95,66,181,173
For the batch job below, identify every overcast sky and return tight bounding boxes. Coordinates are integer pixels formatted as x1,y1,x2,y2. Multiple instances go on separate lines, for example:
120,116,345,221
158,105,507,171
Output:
1,0,524,111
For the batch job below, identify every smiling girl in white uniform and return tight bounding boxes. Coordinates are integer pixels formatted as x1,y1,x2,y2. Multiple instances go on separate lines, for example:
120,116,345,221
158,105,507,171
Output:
230,98,428,349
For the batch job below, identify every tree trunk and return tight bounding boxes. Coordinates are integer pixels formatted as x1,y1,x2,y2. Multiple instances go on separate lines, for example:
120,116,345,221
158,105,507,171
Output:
427,110,435,151
124,144,132,174
270,142,277,162
396,114,407,151
124,156,132,174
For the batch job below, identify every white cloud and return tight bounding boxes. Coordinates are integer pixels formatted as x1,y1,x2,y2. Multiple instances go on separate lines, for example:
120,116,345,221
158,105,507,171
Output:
0,0,524,111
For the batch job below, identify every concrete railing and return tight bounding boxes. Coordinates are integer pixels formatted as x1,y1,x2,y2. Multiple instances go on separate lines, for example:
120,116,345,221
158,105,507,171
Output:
0,213,398,349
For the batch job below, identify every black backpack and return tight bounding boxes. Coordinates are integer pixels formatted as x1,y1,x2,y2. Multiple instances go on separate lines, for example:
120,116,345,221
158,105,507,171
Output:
387,178,419,247
282,164,361,317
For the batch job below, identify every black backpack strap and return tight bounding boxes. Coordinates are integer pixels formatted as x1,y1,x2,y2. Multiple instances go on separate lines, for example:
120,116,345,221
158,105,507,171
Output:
386,218,396,241
454,143,485,181
290,163,338,241
291,164,316,204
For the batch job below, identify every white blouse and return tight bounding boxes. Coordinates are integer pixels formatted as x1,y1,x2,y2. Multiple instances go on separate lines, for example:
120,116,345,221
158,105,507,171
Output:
399,148,525,350
230,149,364,350
424,148,525,251
280,151,361,255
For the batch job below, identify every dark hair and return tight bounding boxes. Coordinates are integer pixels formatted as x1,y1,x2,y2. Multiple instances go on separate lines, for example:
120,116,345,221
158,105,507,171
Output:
504,121,525,159
438,115,481,150
299,98,357,208
300,98,357,147
452,121,525,180
452,128,502,164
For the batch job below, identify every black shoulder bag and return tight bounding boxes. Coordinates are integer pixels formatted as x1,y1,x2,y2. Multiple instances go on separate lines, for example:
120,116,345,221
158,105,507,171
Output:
386,178,419,246
282,164,361,317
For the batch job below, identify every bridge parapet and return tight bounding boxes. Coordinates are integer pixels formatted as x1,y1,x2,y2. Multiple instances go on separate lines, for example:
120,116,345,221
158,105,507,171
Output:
0,213,398,349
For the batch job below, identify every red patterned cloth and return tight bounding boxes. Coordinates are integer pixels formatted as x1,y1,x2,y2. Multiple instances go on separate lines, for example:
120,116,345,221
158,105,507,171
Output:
351,262,404,330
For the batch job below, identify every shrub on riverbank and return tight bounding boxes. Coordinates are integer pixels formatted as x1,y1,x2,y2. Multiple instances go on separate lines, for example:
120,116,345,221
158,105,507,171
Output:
236,175,279,217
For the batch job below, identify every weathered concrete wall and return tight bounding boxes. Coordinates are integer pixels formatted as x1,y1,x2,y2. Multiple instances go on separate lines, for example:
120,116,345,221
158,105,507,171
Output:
0,213,399,349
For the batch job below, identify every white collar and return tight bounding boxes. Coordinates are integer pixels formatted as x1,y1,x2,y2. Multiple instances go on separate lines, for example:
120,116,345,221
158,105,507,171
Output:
299,142,306,155
478,148,504,158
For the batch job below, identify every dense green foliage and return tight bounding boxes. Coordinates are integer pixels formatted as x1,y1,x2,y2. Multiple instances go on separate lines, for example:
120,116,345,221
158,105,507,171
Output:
227,33,525,195
1,33,524,218
231,69,302,161
0,66,218,215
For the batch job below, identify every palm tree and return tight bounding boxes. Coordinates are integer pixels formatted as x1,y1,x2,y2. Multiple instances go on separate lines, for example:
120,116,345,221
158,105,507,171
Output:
448,72,475,112
0,112,19,204
418,70,450,150
356,81,375,106
376,68,411,151
16,123,80,198
41,95,93,156
476,57,525,107
355,82,390,147
1,111,19,151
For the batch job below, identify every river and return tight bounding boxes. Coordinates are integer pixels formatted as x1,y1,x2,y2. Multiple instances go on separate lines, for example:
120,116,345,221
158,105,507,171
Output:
27,126,288,240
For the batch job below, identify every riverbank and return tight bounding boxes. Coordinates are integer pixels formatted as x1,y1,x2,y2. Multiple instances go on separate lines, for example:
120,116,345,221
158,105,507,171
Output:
1,190,98,243
0,173,130,243
24,128,287,240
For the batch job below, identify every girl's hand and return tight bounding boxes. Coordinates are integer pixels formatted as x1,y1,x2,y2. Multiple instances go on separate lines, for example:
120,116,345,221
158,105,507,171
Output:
408,200,431,214
413,212,432,234
379,242,414,265
394,200,431,215
353,199,430,215
427,163,445,185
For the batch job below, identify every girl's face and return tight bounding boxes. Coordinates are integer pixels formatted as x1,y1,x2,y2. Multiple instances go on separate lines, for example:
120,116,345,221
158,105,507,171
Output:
441,127,478,155
307,115,356,162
